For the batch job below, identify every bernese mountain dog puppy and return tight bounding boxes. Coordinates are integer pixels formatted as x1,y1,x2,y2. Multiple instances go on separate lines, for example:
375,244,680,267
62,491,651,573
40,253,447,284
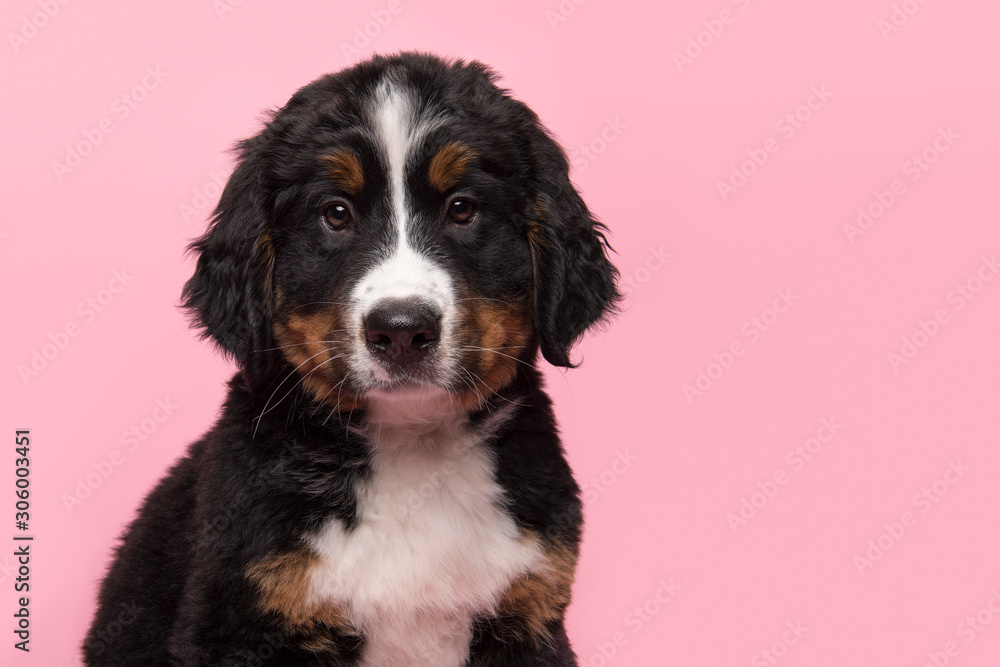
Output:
84,52,618,666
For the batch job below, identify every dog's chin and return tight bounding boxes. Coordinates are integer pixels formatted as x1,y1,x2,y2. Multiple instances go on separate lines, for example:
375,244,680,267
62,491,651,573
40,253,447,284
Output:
368,381,448,401
364,382,465,433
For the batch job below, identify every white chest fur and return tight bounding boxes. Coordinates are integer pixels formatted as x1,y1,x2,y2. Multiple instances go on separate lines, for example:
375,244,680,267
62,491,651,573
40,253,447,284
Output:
306,398,540,666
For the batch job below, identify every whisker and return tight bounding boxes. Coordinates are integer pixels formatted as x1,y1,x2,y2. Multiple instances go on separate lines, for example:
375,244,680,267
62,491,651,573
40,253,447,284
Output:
293,301,356,309
253,347,342,436
272,353,347,420
457,345,534,369
458,365,519,407
320,375,352,427
459,367,487,407
453,297,515,306
260,338,353,353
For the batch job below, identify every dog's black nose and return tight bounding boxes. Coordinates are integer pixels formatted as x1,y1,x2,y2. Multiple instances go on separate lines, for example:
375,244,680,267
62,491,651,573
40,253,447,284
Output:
365,299,440,366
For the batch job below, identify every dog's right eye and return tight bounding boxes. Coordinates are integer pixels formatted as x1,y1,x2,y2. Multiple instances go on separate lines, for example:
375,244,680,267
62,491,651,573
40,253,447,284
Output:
320,201,353,230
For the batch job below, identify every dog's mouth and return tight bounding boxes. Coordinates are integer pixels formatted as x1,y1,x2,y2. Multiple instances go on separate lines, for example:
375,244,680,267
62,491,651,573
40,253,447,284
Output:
367,366,440,390
363,348,454,395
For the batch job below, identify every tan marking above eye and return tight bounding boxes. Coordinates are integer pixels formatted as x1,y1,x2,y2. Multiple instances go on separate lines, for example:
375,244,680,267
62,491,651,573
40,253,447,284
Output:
428,142,477,192
319,149,364,195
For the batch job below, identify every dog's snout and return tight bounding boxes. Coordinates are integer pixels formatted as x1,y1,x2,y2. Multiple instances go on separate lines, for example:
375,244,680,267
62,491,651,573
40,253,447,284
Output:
365,299,440,366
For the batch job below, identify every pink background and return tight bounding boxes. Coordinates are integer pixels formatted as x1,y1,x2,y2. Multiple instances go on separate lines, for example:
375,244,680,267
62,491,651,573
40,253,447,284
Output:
3,0,999,665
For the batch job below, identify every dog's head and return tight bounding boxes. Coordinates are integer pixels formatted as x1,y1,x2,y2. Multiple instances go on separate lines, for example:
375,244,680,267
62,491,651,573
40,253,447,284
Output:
183,53,618,412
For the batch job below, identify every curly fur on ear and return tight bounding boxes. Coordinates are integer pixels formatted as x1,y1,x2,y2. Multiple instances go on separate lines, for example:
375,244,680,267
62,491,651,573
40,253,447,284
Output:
181,132,277,383
523,117,620,368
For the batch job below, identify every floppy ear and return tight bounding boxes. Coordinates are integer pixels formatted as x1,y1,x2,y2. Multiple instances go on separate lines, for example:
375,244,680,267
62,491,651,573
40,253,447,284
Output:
181,133,276,381
526,120,620,368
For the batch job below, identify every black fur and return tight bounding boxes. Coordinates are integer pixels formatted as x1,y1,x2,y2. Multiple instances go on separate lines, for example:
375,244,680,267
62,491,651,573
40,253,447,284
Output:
85,52,617,666
528,134,619,368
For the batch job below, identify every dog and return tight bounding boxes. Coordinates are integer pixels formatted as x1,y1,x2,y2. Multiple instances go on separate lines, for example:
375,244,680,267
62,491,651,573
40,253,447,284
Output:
84,52,618,666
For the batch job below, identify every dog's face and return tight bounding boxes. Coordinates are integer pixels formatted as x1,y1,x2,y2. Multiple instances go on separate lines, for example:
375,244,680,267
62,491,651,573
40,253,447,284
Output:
183,54,618,411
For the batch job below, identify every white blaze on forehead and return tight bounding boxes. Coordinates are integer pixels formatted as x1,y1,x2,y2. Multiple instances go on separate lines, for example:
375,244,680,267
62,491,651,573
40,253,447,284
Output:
372,77,412,242
349,76,457,384
356,76,451,309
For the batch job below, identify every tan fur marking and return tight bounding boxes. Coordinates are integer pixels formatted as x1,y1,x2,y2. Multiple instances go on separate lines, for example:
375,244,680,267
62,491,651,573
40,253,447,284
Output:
528,201,548,253
246,548,358,643
272,312,363,411
428,142,476,192
527,220,546,255
457,298,532,410
320,149,364,195
527,203,547,310
256,232,276,307
498,536,577,643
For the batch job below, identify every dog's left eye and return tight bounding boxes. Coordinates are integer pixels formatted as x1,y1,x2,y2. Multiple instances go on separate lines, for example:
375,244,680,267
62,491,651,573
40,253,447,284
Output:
447,198,477,225
320,201,353,229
